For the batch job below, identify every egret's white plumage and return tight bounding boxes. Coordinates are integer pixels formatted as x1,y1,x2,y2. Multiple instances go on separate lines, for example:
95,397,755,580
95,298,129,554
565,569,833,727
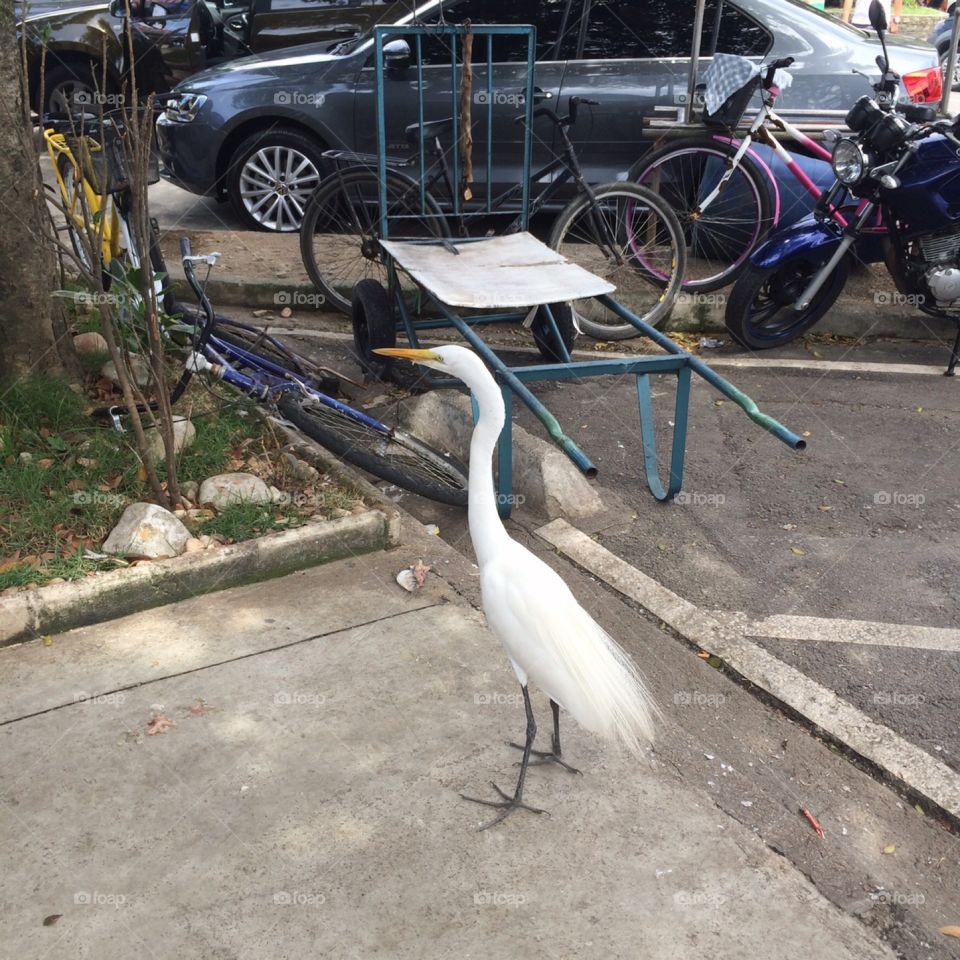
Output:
376,343,658,822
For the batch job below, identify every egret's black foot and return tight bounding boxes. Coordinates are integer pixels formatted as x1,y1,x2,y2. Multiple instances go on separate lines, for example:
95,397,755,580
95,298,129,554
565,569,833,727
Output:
460,781,548,830
507,741,582,775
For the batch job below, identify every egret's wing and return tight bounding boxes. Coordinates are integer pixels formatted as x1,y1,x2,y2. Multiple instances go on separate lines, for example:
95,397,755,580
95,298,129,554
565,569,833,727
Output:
481,543,659,755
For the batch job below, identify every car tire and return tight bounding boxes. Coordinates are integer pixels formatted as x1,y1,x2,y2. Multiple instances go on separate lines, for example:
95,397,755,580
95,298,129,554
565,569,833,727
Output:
43,61,103,117
940,48,960,92
226,127,327,232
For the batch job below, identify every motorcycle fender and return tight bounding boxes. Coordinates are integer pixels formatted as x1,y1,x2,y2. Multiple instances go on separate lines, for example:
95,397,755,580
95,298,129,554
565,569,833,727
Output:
750,217,844,271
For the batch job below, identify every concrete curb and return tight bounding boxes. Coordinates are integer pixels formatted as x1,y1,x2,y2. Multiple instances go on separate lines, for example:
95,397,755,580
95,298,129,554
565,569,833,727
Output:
397,390,605,519
168,267,955,342
0,511,397,648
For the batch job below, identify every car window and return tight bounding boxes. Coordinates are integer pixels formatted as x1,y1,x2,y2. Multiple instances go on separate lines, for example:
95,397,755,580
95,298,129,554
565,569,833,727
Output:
580,0,770,60
413,0,577,64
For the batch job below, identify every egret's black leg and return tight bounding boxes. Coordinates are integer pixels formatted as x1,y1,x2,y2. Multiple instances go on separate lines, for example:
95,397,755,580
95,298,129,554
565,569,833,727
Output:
461,684,547,830
509,699,582,774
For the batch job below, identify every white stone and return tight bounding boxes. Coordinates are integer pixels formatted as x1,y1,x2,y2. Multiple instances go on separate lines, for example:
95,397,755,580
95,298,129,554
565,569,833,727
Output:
72,331,109,356
181,480,199,502
144,417,196,464
198,473,272,511
101,356,151,389
101,503,191,559
184,538,204,554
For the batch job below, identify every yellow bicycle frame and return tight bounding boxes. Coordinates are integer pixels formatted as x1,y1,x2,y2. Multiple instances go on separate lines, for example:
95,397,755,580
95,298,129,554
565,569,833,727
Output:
44,126,123,265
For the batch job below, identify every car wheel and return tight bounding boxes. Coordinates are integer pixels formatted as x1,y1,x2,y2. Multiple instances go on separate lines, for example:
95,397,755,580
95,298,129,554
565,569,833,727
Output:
940,48,960,92
227,127,327,232
43,61,101,117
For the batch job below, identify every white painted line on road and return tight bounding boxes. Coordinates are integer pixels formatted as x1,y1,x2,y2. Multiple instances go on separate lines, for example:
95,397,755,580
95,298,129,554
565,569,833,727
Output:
536,518,960,819
570,349,945,378
289,329,945,377
709,612,960,653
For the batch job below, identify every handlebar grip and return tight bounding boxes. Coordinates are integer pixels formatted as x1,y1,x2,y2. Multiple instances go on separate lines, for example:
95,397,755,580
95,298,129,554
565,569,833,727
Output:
771,56,795,71
180,237,192,259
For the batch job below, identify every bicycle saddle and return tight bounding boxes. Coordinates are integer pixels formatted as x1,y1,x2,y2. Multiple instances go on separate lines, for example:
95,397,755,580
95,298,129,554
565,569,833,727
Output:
405,118,452,145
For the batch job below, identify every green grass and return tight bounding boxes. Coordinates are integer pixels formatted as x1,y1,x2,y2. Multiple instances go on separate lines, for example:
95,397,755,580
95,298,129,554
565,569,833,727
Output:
0,377,362,591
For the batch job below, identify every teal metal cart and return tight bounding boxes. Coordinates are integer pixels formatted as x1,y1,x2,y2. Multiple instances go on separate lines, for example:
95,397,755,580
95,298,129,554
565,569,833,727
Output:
355,22,805,516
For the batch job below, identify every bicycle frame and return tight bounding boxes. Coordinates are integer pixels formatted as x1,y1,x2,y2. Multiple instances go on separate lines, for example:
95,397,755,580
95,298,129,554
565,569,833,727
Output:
45,127,121,264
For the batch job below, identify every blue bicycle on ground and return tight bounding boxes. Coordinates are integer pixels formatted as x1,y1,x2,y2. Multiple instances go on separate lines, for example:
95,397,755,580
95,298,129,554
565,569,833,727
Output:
93,238,470,505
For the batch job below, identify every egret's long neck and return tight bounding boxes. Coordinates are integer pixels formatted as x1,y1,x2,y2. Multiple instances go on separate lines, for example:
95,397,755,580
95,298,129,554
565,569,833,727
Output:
467,377,511,567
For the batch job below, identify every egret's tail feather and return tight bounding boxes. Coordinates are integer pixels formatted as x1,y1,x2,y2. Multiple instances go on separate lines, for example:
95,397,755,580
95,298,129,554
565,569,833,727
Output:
546,606,661,756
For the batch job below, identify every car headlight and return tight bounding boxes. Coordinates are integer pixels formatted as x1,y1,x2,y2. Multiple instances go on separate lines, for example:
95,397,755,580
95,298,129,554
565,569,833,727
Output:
831,138,868,186
162,93,208,123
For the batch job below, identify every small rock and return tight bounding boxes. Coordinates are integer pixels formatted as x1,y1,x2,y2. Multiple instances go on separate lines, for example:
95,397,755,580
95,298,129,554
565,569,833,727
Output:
18,452,32,463
282,452,319,483
198,535,211,546
101,356,151,389
198,473,272,511
269,485,287,504
332,508,351,519
280,306,293,318
184,537,204,554
252,309,269,318
102,502,192,558
144,416,196,464
181,480,199,502
72,331,109,356
350,502,367,515
47,577,66,584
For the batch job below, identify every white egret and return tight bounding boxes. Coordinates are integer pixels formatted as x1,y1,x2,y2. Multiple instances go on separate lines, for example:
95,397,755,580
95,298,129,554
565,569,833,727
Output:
376,344,659,828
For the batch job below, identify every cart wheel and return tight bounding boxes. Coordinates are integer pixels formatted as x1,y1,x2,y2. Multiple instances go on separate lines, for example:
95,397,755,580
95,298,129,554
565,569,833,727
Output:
531,302,576,363
351,279,431,391
352,279,396,382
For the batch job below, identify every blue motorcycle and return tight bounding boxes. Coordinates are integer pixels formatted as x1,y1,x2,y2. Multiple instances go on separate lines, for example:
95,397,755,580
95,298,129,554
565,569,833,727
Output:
725,0,960,375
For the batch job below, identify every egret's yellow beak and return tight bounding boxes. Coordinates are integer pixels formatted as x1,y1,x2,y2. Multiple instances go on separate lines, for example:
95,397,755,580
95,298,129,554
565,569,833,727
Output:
373,347,443,364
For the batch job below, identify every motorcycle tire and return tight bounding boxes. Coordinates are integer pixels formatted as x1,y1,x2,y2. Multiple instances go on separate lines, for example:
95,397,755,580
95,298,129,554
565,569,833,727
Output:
724,255,850,350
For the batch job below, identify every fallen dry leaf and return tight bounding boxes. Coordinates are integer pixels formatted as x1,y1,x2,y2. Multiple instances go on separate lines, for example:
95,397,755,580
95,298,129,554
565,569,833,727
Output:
790,547,806,556
42,914,62,927
188,700,215,716
146,714,176,735
413,559,429,588
940,926,960,939
883,843,896,855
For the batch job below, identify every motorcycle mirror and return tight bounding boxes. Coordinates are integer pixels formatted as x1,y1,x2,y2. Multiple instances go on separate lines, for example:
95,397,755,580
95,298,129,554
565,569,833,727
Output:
868,0,894,87
869,0,888,32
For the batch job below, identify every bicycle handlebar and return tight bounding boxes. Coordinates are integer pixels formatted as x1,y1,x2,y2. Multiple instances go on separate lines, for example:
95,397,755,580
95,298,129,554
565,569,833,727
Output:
763,56,794,87
523,95,600,128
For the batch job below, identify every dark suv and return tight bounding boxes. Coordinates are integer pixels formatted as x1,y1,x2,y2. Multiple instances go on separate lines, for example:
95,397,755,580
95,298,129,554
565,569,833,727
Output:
156,0,942,232
19,0,405,115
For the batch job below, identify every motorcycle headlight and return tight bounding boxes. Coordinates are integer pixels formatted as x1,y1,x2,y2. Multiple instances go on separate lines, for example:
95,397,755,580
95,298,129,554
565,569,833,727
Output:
162,93,208,123
831,138,867,186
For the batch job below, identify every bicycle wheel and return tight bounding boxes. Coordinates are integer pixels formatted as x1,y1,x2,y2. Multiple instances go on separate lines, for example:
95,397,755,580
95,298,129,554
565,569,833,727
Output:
299,167,449,315
548,182,686,340
277,393,469,506
633,137,773,293
55,151,99,275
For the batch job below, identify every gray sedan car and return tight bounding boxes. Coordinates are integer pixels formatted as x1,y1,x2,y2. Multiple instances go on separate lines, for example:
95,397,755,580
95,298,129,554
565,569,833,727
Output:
156,0,941,231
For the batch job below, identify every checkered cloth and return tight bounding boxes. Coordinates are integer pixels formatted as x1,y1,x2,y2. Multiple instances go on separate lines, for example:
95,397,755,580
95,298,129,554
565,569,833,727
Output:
703,53,793,117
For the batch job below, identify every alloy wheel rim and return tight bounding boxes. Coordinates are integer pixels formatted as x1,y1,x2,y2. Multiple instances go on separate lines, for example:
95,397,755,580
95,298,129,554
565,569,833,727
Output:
239,145,321,231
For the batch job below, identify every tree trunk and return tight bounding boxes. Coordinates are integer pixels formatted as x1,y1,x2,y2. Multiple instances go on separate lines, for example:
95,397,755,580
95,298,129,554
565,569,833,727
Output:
0,3,76,381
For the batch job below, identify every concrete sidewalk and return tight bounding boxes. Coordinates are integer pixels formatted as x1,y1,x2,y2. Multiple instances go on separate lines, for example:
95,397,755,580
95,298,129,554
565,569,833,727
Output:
0,525,947,958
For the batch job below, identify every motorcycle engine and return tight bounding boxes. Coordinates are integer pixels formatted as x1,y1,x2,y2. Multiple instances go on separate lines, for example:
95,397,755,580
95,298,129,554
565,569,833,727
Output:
920,233,960,305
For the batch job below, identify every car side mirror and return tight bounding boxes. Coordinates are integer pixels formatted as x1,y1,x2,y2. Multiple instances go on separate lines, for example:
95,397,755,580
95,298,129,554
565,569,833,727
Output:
868,0,888,33
384,38,411,71
109,0,128,16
